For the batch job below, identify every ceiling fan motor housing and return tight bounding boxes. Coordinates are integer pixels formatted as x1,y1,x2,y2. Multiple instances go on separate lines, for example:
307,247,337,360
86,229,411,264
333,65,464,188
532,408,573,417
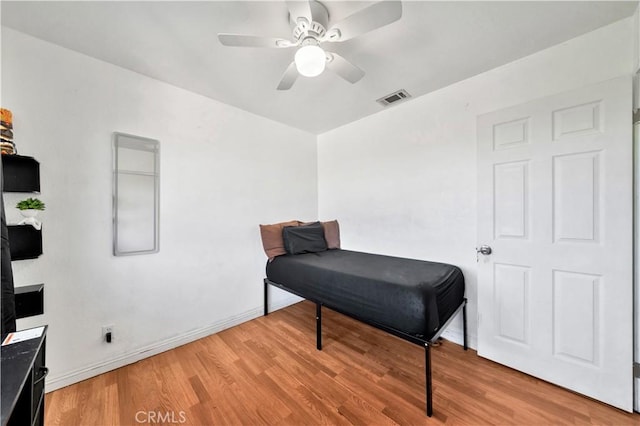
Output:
290,0,329,41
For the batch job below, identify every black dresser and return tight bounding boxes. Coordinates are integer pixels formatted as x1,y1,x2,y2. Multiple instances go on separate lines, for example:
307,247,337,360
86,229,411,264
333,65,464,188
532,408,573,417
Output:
1,325,48,426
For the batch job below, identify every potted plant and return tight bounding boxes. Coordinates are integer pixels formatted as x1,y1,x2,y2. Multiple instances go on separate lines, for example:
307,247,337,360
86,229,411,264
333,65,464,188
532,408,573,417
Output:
16,197,45,219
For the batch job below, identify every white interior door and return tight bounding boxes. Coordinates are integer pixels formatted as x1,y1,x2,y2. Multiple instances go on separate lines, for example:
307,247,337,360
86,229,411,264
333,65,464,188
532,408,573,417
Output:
477,76,633,411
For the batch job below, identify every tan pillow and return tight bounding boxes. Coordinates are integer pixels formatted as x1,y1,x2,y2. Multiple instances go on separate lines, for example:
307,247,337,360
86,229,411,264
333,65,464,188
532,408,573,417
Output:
259,220,299,260
322,220,340,249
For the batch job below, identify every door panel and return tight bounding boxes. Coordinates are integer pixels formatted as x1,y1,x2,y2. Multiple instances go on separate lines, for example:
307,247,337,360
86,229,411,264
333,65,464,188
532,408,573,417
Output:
494,161,529,239
552,101,602,140
551,270,600,365
477,76,632,411
494,263,530,345
552,151,600,243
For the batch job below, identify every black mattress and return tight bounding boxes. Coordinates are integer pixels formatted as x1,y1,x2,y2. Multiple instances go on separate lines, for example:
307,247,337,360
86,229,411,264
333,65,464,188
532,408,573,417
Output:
266,249,465,340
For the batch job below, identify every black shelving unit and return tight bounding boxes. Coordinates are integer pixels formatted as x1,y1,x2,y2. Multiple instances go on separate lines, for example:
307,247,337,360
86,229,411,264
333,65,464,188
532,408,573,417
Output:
1,154,45,319
1,155,40,193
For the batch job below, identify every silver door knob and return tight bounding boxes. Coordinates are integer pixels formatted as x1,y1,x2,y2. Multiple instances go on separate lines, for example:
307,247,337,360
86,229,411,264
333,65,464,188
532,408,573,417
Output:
476,245,492,255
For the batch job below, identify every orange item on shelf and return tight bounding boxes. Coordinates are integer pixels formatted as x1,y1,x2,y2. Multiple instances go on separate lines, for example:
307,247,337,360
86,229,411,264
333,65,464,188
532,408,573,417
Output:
0,108,12,126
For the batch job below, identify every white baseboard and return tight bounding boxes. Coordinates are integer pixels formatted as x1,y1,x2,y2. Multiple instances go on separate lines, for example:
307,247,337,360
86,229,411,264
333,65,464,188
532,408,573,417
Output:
46,296,300,392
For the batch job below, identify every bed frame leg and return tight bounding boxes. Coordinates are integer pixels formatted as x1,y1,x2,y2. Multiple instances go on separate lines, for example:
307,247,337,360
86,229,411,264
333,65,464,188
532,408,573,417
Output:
316,303,322,351
463,297,468,351
425,342,433,417
264,279,269,316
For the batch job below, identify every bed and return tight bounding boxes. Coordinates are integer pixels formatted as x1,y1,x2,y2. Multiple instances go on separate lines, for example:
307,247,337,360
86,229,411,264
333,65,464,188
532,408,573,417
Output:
259,220,467,417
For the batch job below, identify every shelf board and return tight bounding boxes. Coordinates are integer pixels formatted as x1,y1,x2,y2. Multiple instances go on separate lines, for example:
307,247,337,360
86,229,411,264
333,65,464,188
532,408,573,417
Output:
1,155,40,193
7,226,42,260
15,284,44,319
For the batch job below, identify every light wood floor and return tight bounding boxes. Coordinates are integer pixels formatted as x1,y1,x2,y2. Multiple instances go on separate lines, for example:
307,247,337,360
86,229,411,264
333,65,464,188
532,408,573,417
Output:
45,301,639,425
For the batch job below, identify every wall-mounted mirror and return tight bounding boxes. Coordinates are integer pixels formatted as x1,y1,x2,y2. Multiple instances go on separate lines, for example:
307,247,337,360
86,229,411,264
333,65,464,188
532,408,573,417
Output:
113,133,159,256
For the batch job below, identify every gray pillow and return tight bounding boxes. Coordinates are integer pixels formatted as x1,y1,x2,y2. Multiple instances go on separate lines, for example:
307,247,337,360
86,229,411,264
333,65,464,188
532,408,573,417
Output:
283,221,327,255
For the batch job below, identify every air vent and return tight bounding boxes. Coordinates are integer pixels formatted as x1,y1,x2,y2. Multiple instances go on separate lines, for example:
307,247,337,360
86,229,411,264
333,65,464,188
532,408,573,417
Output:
377,89,411,107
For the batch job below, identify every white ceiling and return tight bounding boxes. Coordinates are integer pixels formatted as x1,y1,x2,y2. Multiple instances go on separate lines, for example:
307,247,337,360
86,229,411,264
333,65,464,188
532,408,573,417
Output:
1,1,637,134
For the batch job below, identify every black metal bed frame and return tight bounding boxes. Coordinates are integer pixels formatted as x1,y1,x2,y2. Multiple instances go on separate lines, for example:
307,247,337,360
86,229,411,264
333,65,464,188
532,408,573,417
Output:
263,278,468,417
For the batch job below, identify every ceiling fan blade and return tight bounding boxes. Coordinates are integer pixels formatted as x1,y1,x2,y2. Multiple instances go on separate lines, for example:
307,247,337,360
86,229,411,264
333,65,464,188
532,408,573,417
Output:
327,1,402,42
218,34,294,48
326,52,365,84
277,62,299,90
286,0,312,23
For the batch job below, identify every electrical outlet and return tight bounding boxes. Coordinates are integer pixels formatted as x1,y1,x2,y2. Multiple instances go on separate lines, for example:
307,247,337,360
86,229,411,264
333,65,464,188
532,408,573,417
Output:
102,324,114,343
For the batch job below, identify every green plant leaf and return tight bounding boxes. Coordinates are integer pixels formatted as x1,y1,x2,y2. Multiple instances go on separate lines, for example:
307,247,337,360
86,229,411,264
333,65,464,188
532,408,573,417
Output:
16,197,45,211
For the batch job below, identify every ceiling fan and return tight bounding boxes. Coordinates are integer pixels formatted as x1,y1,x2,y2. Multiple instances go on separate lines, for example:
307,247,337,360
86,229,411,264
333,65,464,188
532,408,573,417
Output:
218,0,402,90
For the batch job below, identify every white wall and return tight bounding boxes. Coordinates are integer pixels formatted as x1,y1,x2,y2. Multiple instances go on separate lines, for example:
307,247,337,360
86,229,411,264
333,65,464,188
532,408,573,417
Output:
1,27,317,390
318,18,634,349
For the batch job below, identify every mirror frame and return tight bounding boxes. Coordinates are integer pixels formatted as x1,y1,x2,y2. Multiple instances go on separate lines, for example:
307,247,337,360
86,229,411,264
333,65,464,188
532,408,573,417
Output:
112,132,160,256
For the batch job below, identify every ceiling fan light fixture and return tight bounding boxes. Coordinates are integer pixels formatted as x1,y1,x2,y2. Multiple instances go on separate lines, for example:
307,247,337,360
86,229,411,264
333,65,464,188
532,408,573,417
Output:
295,44,326,77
